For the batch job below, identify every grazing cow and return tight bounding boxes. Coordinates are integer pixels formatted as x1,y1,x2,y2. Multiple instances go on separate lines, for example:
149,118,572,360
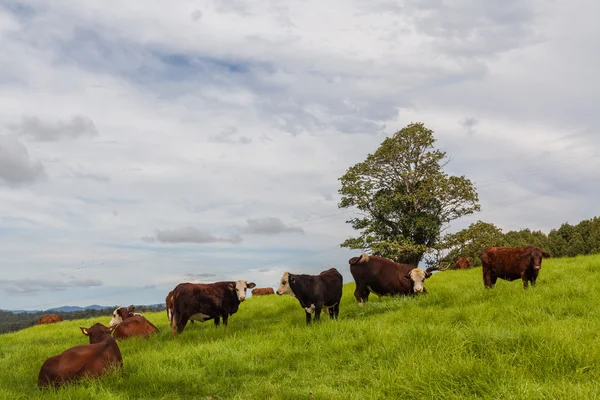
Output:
109,305,142,327
455,257,471,270
37,323,122,388
37,315,64,325
481,246,551,289
252,287,275,297
171,280,256,336
276,268,343,325
112,315,159,340
349,253,446,305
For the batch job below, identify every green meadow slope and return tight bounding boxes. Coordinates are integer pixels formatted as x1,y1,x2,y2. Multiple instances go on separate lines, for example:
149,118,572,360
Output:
2,255,600,399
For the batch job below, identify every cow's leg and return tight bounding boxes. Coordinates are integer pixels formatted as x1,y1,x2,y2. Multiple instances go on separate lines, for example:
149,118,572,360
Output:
222,313,229,327
305,311,312,325
483,268,493,288
333,303,340,320
214,317,220,327
314,303,322,322
354,284,369,305
173,315,188,336
522,274,529,290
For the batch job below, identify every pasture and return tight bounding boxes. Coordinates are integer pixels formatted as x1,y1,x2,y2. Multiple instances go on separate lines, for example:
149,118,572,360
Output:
2,255,600,399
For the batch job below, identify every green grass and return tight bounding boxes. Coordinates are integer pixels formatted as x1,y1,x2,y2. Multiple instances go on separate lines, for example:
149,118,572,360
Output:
3,255,600,399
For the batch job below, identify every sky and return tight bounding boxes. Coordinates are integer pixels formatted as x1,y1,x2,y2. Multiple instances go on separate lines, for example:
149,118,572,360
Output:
0,0,598,311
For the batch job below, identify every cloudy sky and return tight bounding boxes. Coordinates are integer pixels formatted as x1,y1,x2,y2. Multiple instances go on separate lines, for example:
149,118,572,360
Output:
0,0,598,311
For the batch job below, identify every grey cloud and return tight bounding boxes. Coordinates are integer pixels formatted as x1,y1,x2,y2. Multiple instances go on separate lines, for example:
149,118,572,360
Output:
208,126,252,144
0,134,45,186
0,278,102,295
12,115,98,141
185,273,217,279
69,166,110,182
239,217,304,235
190,10,203,21
152,226,243,244
461,117,478,134
141,236,156,243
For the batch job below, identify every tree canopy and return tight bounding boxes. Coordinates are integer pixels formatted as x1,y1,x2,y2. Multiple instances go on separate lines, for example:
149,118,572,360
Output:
337,122,481,264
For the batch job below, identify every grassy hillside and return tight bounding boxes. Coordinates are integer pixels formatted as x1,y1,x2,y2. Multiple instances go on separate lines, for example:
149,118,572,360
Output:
2,255,600,399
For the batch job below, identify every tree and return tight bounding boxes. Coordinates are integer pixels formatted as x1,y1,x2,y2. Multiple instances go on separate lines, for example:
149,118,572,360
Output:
428,220,506,268
337,122,481,264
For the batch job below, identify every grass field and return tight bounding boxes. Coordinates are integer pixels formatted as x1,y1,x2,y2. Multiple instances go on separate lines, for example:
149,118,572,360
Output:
2,255,600,399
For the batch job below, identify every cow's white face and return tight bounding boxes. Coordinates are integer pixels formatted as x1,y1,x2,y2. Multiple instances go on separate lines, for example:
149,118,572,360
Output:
230,280,256,301
276,272,295,296
409,268,427,293
109,308,122,327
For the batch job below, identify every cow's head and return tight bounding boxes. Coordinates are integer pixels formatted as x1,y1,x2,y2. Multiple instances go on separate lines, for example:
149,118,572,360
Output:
276,272,295,297
80,323,115,344
523,247,551,270
407,268,428,293
109,305,136,327
227,280,256,302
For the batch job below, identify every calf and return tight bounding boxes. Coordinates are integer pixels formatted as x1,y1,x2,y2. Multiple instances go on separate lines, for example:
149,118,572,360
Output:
109,305,142,327
252,287,275,296
38,315,64,325
38,323,122,388
171,280,256,336
112,315,159,340
276,268,343,325
349,253,445,305
454,257,471,270
481,246,551,289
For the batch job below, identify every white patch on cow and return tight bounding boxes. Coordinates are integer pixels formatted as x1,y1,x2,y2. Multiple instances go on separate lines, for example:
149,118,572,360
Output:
276,272,295,296
190,313,211,322
109,307,122,327
234,280,250,301
167,309,172,322
409,268,426,293
304,304,316,314
359,253,370,263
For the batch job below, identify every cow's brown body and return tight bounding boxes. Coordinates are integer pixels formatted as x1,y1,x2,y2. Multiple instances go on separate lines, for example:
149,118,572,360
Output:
37,323,122,388
171,280,255,336
349,253,443,304
481,246,550,289
166,290,174,324
112,315,159,340
455,257,471,270
252,287,275,296
37,315,64,325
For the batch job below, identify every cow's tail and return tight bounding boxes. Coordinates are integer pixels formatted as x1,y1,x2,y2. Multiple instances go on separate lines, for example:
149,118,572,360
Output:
349,252,370,265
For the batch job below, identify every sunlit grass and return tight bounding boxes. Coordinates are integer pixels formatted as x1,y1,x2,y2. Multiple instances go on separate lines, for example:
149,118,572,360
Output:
2,254,600,399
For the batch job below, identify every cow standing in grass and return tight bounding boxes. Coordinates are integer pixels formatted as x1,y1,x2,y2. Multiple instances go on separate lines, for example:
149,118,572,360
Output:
481,246,551,289
454,257,471,270
349,253,446,305
276,268,343,325
38,323,122,388
170,280,256,336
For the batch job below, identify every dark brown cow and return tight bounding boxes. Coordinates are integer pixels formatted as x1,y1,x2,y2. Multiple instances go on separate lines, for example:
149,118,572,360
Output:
37,323,122,388
349,253,446,305
112,315,159,340
481,246,551,289
37,315,64,325
167,290,193,325
252,287,275,296
276,268,343,325
171,280,256,336
455,257,471,270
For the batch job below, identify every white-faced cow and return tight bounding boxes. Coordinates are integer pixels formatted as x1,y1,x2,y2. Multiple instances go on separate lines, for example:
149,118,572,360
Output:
276,268,343,325
170,280,256,336
349,253,446,305
109,305,142,327
481,246,551,289
38,323,122,388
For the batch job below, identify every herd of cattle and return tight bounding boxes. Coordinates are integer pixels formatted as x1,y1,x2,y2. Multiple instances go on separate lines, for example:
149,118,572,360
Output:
35,246,550,388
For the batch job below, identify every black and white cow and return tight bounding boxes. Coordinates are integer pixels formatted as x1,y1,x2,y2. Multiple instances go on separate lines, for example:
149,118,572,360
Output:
276,268,343,325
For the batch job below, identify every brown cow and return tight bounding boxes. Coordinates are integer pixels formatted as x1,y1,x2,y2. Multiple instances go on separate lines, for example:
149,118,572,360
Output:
167,290,193,326
171,280,256,336
349,253,446,305
37,315,64,325
37,323,122,388
252,287,275,296
112,315,159,340
455,257,471,270
481,246,551,289
109,305,142,327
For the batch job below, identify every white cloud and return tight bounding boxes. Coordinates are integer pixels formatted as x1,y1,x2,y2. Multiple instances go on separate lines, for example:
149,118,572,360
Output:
0,0,598,309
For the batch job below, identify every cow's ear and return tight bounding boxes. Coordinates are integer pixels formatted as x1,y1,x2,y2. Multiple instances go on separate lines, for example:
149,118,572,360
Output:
116,308,123,317
128,305,135,312
290,277,296,284
425,271,433,279
227,283,235,291
247,282,256,289
542,251,551,258
80,327,89,336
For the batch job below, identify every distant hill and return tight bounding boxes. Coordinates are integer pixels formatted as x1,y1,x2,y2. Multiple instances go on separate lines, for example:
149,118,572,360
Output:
6,303,164,314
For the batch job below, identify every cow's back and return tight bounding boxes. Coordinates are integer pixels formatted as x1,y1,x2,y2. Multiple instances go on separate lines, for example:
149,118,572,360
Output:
482,247,526,278
351,256,408,294
113,315,158,340
173,282,233,319
316,268,343,305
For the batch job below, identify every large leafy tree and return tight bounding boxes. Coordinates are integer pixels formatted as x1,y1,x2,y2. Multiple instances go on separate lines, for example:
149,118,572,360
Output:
338,122,481,264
